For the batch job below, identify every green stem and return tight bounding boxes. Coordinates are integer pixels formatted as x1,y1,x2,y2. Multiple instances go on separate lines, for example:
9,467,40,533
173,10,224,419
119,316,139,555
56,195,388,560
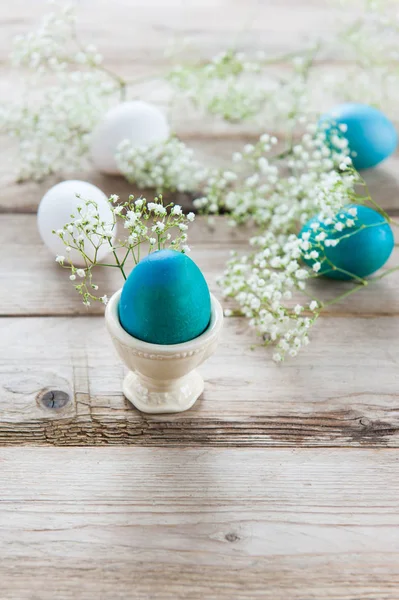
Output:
321,281,368,308
321,265,399,310
106,236,126,280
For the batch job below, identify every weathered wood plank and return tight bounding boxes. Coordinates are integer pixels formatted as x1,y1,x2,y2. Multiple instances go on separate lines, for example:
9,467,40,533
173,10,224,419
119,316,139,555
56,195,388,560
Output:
0,0,359,66
1,135,398,213
0,1,397,214
1,314,399,446
1,214,398,317
1,447,399,599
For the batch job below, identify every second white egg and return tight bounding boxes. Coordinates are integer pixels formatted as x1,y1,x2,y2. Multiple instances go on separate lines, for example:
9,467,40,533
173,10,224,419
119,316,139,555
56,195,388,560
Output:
90,101,170,175
37,180,115,267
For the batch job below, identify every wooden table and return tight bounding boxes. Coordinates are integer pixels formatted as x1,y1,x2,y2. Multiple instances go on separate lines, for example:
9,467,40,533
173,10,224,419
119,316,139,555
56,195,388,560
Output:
1,2,399,599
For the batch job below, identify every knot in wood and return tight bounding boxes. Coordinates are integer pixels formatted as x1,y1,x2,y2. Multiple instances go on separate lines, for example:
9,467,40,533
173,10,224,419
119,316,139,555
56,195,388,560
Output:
37,389,70,410
225,532,240,543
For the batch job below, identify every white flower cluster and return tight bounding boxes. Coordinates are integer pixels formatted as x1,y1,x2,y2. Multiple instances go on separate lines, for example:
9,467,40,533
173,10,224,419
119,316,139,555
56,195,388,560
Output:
323,0,399,120
1,2,121,181
55,194,195,306
220,234,317,360
168,50,267,122
298,206,360,275
168,48,318,125
11,3,77,72
195,123,355,229
1,71,116,181
212,122,360,360
115,137,208,193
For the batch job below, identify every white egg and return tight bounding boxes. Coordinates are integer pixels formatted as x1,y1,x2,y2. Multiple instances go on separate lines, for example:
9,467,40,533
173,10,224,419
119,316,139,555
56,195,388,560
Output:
90,101,170,175
37,180,115,267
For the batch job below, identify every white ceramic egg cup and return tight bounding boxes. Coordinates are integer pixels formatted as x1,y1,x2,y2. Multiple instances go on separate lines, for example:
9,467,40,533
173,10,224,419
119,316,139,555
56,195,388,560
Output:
105,289,224,414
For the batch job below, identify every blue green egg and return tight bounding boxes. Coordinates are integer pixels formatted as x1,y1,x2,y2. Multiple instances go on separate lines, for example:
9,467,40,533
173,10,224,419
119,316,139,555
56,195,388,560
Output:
299,204,394,281
320,103,397,170
119,249,211,345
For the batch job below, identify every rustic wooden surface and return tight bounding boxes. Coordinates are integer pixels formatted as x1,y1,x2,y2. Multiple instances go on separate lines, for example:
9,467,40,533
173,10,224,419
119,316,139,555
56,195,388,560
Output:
1,1,399,599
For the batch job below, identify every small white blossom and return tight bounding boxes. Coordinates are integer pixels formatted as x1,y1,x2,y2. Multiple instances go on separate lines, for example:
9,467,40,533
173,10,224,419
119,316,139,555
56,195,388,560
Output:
152,221,165,233
171,205,182,216
312,262,321,273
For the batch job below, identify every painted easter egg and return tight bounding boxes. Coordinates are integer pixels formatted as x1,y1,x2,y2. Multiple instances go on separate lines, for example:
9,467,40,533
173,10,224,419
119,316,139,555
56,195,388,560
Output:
119,249,211,345
90,101,170,175
37,180,115,267
299,204,394,280
320,103,397,170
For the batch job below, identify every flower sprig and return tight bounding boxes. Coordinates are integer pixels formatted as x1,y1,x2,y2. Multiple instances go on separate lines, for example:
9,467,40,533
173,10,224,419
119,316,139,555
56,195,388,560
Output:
1,1,123,181
115,136,208,194
195,121,354,228
221,200,398,361
167,45,320,125
55,194,195,306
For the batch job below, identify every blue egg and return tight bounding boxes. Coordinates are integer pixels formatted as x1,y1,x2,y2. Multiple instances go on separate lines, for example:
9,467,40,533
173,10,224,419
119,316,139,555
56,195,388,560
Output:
320,103,397,170
299,204,394,281
119,249,211,345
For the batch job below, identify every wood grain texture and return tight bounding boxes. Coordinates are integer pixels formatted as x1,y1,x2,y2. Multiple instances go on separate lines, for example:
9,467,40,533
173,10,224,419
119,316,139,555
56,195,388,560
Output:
1,1,399,214
1,447,399,599
1,139,399,214
1,314,399,446
1,2,399,598
1,214,398,317
0,0,358,66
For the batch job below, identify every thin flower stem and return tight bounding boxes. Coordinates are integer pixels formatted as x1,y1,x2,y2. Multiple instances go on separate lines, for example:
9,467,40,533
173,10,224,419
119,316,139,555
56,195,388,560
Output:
321,281,368,308
106,236,126,280
321,265,399,309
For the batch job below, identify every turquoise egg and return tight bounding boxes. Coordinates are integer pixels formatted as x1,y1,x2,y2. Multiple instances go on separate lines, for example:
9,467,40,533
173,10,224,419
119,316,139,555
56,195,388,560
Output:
299,204,394,281
320,103,397,170
119,249,211,344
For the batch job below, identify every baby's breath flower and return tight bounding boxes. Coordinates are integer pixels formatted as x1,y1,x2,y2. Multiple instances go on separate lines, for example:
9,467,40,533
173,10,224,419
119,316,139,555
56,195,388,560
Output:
3,3,119,181
54,194,195,307
172,205,182,216
116,137,207,194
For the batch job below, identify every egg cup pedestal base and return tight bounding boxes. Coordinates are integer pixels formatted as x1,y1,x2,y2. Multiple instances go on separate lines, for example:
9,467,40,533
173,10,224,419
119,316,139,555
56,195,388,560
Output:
123,370,204,414
105,289,224,416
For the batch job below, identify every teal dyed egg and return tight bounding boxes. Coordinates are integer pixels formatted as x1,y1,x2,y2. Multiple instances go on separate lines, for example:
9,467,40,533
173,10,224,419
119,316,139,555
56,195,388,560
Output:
119,249,211,344
320,103,397,170
299,204,394,281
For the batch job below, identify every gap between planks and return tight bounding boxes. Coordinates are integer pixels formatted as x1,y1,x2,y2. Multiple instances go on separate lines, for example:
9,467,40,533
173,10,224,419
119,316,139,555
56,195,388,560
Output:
1,447,399,600
1,315,399,447
0,214,398,318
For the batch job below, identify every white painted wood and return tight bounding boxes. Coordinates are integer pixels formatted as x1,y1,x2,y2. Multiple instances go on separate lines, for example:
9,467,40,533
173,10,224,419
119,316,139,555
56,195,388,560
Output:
0,447,399,599
1,313,399,445
0,214,397,316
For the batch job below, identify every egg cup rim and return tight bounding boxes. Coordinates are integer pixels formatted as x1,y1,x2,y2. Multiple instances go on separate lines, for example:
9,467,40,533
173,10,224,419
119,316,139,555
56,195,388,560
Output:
105,288,223,354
